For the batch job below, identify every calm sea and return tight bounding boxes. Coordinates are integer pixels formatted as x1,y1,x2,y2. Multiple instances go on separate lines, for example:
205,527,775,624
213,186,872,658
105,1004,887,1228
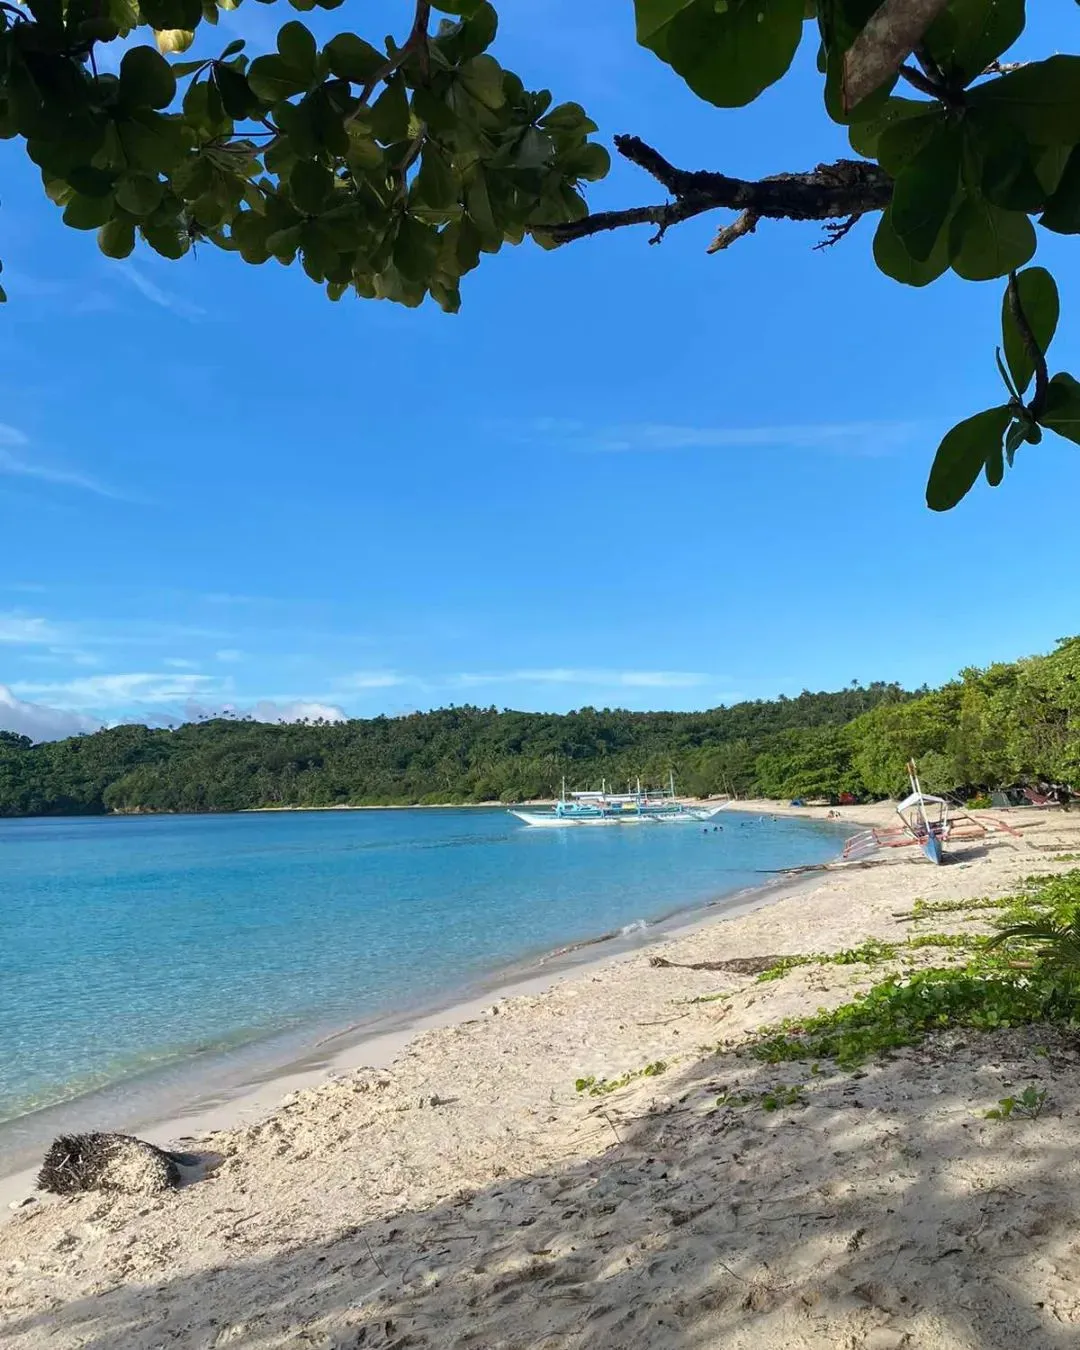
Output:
0,807,845,1163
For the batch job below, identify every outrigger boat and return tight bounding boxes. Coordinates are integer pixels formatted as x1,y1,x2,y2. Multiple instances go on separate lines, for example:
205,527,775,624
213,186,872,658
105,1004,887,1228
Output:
842,759,1019,864
510,774,732,828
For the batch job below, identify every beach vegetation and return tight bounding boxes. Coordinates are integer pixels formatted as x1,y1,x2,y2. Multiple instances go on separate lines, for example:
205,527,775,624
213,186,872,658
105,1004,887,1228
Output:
0,4,1076,510
749,873,1080,1068
574,1060,667,1096
984,1084,1048,1122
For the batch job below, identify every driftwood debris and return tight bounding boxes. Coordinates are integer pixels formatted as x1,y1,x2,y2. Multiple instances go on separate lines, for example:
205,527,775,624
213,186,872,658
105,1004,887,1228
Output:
37,1132,200,1196
650,955,785,977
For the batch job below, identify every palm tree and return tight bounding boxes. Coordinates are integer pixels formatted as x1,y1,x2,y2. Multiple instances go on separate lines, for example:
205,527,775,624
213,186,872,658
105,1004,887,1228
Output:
987,910,1080,975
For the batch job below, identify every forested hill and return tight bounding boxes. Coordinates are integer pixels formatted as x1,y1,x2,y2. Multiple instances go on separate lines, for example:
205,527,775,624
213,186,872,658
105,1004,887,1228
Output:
0,684,907,816
4,635,1080,816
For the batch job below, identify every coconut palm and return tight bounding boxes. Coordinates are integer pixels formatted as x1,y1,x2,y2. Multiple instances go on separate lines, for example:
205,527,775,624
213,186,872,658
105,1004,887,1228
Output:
987,910,1080,975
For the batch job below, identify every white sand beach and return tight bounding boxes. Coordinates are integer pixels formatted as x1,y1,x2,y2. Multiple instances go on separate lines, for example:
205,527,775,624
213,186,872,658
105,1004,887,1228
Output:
4,801,1080,1348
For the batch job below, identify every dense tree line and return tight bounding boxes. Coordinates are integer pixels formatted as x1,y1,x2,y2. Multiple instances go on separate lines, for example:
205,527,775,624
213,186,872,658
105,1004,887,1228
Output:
0,684,905,816
3,638,1078,817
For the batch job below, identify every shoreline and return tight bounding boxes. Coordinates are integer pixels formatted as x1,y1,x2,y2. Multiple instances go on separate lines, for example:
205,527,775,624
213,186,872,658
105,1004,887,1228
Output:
7,804,1080,1347
0,844,830,1214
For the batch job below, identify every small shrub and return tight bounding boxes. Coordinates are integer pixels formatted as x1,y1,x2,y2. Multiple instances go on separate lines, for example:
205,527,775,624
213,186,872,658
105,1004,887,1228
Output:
575,1060,668,1096
985,1084,1048,1121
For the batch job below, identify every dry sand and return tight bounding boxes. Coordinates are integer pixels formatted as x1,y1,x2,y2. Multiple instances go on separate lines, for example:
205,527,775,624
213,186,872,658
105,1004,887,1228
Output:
4,801,1080,1348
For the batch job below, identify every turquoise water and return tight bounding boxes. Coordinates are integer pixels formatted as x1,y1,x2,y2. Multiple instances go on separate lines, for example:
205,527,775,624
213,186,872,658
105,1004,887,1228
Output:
0,807,844,1148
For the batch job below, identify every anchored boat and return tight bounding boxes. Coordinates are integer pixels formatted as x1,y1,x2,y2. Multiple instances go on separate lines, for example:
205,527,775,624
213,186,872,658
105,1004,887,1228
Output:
510,774,732,828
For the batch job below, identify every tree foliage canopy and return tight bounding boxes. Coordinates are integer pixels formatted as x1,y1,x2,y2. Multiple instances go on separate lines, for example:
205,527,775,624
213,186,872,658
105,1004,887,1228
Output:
6,635,1080,813
2,0,1078,504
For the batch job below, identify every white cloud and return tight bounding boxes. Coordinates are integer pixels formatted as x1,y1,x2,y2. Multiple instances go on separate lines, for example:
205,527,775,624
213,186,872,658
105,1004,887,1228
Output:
251,700,346,724
336,671,406,690
182,699,347,725
115,263,206,321
164,658,200,669
0,614,65,645
517,418,918,458
451,668,709,689
215,649,244,662
12,672,222,709
0,685,100,742
0,445,123,498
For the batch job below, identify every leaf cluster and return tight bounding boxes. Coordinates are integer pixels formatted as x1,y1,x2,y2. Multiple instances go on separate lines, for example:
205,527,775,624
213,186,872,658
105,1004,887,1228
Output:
0,0,608,307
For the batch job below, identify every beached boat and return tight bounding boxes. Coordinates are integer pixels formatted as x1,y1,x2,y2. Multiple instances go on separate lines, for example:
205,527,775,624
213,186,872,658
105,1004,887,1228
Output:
896,761,948,864
510,775,732,828
842,760,1021,864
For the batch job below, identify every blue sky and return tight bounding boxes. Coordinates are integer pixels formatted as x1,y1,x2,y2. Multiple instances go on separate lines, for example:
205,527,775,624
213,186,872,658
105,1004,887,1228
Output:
1,1,1079,739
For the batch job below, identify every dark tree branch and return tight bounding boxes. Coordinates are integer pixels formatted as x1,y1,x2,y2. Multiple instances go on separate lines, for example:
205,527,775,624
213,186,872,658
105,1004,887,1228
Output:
547,135,893,249
1008,269,1049,419
813,213,863,251
898,62,947,99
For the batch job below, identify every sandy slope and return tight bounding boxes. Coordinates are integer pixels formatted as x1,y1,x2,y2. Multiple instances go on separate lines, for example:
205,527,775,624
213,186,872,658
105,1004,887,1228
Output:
4,804,1080,1349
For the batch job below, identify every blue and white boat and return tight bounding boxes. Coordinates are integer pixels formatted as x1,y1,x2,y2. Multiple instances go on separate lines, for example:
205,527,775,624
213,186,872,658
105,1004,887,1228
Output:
896,760,949,864
510,775,732,828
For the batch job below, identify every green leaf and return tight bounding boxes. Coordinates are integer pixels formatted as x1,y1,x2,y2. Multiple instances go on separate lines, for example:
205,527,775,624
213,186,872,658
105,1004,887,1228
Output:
1001,267,1059,397
393,215,439,281
1004,418,1027,465
115,172,165,216
219,38,245,58
874,108,942,175
289,158,333,213
967,57,1080,146
923,0,1024,86
634,0,695,44
213,64,257,119
369,74,409,143
949,196,1035,281
97,217,136,258
118,110,190,171
155,28,195,54
138,0,200,32
564,142,611,182
640,0,805,110
985,435,1005,487
847,97,933,161
141,221,190,258
995,346,1019,401
926,405,1012,511
324,32,386,82
459,54,505,110
1040,372,1080,445
277,20,317,78
433,3,497,62
120,46,178,109
1040,146,1080,234
62,192,115,229
247,53,310,102
414,145,459,210
890,125,961,262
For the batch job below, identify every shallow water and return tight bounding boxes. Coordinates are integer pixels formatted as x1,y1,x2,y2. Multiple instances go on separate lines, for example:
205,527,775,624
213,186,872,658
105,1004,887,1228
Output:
0,807,844,1143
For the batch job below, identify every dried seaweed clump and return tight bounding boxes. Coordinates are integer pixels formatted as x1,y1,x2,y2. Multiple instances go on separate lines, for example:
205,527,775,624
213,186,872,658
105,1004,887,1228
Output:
38,1133,182,1196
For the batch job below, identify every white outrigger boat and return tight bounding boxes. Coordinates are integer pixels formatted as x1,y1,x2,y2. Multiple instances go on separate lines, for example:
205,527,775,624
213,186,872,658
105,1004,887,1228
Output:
842,759,1019,865
510,774,732,828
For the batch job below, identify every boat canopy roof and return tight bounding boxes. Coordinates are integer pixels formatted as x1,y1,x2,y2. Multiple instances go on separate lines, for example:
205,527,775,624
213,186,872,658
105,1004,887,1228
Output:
897,792,947,811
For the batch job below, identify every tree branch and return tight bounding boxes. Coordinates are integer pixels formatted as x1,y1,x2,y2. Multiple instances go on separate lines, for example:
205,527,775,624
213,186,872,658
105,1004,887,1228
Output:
346,0,431,123
547,135,893,248
843,0,951,110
